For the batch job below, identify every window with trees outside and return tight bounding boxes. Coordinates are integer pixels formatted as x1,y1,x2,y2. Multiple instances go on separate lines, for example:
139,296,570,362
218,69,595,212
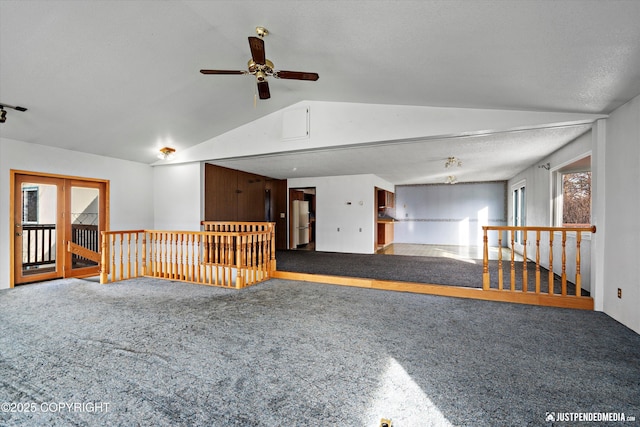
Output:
556,156,591,227
562,171,591,226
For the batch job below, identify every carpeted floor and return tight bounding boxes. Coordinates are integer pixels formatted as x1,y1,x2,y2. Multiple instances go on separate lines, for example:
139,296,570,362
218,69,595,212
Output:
276,250,588,295
1,277,638,426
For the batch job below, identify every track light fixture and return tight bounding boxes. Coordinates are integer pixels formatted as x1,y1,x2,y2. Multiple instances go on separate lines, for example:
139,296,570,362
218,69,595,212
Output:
0,102,28,124
538,162,550,170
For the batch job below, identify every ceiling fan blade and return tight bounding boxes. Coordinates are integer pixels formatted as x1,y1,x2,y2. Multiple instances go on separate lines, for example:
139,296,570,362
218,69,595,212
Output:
275,70,319,81
257,81,270,100
200,69,246,75
248,36,266,65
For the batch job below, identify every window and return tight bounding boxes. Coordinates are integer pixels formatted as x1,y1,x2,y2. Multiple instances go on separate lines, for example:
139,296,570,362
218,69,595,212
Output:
562,171,591,226
22,186,38,223
555,155,591,227
512,182,526,243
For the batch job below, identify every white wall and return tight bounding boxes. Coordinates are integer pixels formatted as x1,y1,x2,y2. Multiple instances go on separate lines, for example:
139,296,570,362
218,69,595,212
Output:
507,131,593,292
394,182,506,246
602,95,640,334
152,162,202,231
0,137,154,289
289,174,394,254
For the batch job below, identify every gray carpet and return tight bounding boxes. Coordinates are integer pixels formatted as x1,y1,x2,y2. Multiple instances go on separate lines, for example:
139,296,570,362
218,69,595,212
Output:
1,278,638,426
276,250,589,296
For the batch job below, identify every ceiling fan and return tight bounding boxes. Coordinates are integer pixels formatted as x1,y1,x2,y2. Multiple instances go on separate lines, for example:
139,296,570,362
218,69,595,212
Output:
200,27,319,100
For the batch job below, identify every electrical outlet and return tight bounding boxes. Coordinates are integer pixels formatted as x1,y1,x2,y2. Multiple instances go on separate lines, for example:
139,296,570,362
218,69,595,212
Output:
618,288,622,299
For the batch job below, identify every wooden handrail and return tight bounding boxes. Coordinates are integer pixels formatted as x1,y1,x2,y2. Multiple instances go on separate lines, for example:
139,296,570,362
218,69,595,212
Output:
483,225,596,233
100,224,275,289
482,226,595,306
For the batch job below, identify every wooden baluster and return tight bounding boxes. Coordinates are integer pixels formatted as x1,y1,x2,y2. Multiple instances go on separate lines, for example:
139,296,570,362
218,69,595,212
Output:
510,229,516,292
154,232,158,277
211,233,216,265
169,232,174,279
145,232,156,276
213,236,219,286
182,234,191,280
236,234,244,289
100,232,109,284
125,233,131,280
215,233,220,265
162,232,168,278
196,234,201,283
141,232,146,277
119,234,124,281
497,231,503,290
561,231,567,296
270,223,277,271
576,231,582,297
170,232,176,279
153,232,159,277
226,235,232,287
158,231,163,277
178,233,184,280
111,234,116,281
133,233,138,278
261,233,267,280
173,233,179,280
251,234,257,284
482,228,489,290
187,234,193,281
535,230,541,294
522,230,528,293
548,231,554,295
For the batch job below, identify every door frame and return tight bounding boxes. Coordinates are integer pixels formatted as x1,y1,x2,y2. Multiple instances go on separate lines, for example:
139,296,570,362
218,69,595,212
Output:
10,170,110,287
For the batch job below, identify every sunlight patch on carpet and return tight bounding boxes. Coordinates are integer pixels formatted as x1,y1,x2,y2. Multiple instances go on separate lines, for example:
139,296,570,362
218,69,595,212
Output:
363,357,453,426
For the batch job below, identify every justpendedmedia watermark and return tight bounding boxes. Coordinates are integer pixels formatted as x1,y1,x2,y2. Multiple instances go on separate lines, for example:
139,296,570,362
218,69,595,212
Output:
545,411,635,423
1,401,110,414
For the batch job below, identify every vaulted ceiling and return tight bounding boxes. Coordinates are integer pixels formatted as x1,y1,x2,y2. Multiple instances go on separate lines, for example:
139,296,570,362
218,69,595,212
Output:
1,1,639,184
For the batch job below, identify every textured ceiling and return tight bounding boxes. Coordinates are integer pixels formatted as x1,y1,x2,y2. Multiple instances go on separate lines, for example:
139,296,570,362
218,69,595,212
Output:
1,1,639,183
210,123,593,185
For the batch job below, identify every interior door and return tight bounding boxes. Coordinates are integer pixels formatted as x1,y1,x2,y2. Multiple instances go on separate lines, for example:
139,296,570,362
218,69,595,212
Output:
12,172,108,285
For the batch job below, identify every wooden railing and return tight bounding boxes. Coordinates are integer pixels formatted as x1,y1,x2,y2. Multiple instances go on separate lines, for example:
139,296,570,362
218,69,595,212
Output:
201,221,277,270
482,226,595,309
100,224,275,289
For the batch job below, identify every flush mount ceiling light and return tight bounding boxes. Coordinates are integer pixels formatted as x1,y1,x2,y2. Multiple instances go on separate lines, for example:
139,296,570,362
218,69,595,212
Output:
157,147,176,160
445,156,462,168
445,175,458,184
0,102,28,124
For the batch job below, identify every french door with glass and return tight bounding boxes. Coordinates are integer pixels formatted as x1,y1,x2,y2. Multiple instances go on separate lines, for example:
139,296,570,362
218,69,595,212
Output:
12,171,108,286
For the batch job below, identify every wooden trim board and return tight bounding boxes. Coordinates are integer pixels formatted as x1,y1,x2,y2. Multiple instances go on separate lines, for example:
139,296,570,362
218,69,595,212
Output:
271,271,594,310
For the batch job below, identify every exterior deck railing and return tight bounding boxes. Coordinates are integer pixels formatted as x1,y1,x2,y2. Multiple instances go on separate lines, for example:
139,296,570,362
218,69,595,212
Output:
100,222,275,289
22,224,56,268
482,225,596,309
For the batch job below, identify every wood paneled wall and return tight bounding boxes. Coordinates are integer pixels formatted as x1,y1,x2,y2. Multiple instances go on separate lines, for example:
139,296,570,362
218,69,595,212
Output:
204,164,287,249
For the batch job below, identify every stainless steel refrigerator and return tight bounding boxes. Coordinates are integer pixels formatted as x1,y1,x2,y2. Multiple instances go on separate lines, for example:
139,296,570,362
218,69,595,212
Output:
292,200,310,247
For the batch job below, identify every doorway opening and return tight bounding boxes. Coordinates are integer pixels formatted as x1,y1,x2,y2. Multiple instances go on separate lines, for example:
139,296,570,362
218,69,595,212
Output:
289,188,316,251
10,170,109,287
